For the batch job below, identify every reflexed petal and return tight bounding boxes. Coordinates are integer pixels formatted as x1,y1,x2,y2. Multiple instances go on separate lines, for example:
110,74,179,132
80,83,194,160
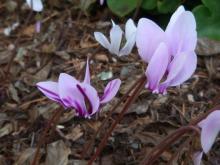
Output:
161,51,197,89
198,110,220,153
109,22,123,55
100,79,121,104
119,33,136,56
166,6,185,32
83,60,90,84
79,83,100,116
36,81,60,102
94,32,111,49
26,0,43,12
165,10,197,56
125,19,137,40
136,18,166,62
192,152,203,165
145,43,170,93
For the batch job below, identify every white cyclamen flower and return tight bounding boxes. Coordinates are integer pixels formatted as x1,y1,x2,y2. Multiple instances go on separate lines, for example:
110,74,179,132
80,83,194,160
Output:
26,0,43,12
94,19,137,56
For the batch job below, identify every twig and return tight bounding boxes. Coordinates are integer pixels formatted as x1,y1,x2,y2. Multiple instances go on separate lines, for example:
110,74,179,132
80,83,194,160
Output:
88,75,146,164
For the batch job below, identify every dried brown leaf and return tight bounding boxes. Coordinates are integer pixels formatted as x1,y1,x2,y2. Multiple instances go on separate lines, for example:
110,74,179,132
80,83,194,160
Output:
45,140,71,165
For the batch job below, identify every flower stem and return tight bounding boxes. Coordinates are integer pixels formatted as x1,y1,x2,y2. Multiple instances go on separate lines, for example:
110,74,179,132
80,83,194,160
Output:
81,75,145,159
87,75,146,164
141,125,200,165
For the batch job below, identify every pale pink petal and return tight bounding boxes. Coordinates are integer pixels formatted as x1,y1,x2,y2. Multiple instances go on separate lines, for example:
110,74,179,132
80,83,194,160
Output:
78,83,100,116
119,32,136,56
198,110,220,153
100,0,104,5
83,60,90,84
161,51,197,90
26,0,43,12
136,18,166,62
100,79,121,104
169,51,197,86
192,151,203,165
94,32,111,49
35,21,41,33
58,73,84,108
109,21,123,55
36,81,60,102
125,19,136,40
145,43,170,93
165,9,197,56
166,6,185,32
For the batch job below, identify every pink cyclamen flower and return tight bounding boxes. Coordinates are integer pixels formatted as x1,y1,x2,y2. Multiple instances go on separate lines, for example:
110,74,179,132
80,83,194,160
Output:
198,110,220,153
136,5,197,94
192,151,203,165
37,60,121,118
193,110,220,165
94,19,137,56
100,0,104,5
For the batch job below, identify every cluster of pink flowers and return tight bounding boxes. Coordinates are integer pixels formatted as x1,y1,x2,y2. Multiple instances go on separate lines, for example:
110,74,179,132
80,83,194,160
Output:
36,4,220,165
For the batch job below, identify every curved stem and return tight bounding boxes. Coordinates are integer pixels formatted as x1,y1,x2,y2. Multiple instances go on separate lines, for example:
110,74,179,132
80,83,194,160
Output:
189,104,220,125
88,76,146,165
81,75,145,159
141,126,200,165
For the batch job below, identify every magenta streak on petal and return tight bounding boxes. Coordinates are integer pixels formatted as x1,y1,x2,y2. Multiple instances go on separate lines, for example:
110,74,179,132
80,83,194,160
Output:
62,97,72,106
74,101,84,117
101,80,116,101
76,84,93,115
37,85,60,102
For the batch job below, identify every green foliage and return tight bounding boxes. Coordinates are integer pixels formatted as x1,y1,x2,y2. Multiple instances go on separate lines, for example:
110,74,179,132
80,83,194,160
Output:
107,0,137,17
157,0,181,13
107,0,181,17
193,0,220,40
141,0,156,10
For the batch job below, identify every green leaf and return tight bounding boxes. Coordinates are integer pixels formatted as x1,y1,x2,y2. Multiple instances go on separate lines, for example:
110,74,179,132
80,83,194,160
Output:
157,0,181,14
107,0,137,17
193,0,220,40
141,0,156,10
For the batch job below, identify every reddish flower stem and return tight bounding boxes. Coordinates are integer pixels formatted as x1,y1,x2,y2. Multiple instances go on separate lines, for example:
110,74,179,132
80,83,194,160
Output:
81,75,145,159
141,126,200,165
141,104,220,165
88,76,146,165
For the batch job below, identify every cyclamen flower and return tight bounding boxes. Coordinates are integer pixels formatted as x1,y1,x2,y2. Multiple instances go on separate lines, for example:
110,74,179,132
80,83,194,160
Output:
198,110,220,153
37,60,121,118
26,0,43,12
136,6,197,94
192,152,203,165
193,110,220,165
100,0,104,5
94,19,137,56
